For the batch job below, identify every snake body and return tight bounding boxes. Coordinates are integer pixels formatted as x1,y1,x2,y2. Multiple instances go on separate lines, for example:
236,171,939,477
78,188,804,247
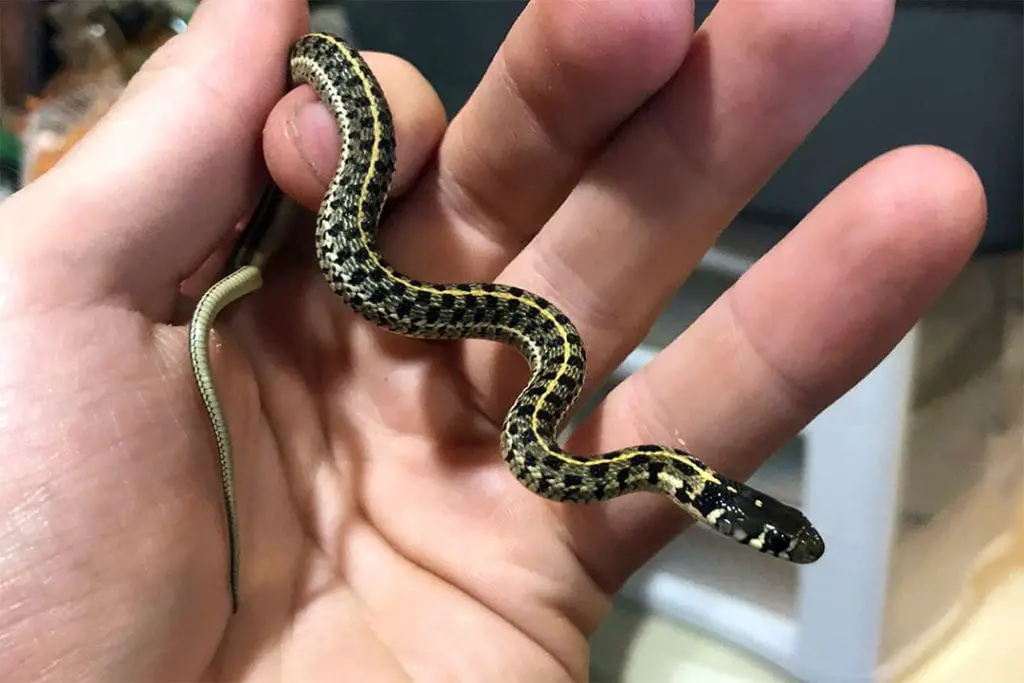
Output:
190,33,825,612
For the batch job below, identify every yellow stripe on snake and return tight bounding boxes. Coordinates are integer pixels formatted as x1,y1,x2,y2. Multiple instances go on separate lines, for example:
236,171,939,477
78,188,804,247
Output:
189,33,825,612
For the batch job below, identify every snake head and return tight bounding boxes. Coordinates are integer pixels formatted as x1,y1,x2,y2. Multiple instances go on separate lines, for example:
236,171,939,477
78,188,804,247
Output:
696,479,825,563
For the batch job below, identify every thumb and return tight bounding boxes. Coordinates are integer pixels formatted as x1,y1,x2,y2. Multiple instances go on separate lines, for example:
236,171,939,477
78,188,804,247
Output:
0,0,307,318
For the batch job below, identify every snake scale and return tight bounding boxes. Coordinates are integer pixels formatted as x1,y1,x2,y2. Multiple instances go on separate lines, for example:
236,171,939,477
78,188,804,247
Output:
189,32,825,612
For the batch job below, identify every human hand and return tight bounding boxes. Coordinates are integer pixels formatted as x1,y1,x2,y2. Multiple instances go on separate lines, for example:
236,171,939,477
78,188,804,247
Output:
0,0,985,681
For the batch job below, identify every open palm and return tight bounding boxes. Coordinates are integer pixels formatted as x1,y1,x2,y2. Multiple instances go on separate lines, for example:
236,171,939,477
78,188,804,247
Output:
0,1,985,681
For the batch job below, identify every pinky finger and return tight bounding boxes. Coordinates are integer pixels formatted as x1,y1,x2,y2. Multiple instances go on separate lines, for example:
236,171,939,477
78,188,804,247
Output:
561,144,987,591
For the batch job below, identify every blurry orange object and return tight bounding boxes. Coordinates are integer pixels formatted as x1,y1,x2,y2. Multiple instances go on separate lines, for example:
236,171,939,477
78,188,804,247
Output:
20,64,126,183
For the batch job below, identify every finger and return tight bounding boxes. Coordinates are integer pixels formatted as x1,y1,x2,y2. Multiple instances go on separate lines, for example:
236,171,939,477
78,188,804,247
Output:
262,52,446,208
272,0,694,285
0,0,307,317
413,0,694,253
563,145,986,590
467,0,897,422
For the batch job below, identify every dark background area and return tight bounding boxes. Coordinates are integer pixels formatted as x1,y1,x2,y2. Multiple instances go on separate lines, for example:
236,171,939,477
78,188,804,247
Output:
337,0,1023,255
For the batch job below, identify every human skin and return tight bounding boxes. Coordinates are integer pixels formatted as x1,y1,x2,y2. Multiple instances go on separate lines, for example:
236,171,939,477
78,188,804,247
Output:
0,0,985,681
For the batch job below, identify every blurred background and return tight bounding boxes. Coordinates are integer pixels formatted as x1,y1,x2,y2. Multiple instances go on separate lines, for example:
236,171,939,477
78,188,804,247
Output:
1,1,1020,681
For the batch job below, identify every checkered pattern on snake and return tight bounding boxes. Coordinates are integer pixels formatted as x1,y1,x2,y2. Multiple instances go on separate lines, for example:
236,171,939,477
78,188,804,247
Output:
190,32,826,612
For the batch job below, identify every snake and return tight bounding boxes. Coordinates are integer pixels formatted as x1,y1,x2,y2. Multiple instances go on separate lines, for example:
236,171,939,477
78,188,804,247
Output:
189,32,825,612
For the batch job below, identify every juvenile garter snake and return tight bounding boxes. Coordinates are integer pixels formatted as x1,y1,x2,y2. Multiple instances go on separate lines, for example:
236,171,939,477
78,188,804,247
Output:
189,32,825,612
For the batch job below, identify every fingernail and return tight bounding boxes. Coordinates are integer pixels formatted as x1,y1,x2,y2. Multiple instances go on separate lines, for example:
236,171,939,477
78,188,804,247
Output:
289,97,336,185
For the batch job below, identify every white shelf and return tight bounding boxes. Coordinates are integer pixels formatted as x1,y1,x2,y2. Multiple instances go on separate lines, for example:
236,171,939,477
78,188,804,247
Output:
621,530,801,670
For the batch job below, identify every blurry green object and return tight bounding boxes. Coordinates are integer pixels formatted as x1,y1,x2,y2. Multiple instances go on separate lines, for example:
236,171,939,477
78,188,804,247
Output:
0,127,21,199
0,128,20,162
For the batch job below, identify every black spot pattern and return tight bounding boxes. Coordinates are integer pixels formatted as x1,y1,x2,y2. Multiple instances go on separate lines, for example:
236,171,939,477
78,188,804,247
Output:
288,31,823,567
